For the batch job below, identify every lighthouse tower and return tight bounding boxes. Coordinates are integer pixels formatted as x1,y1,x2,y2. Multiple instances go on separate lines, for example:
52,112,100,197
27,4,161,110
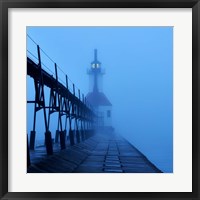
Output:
86,49,112,129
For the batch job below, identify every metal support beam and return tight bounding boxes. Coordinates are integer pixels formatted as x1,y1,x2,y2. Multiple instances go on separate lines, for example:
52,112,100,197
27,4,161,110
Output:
27,50,96,158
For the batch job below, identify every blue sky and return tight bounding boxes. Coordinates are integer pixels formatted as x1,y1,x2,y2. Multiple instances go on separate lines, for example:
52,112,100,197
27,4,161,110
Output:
27,26,173,172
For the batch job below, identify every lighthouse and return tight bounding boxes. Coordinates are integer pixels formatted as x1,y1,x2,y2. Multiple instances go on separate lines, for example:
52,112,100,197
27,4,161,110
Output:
86,49,112,130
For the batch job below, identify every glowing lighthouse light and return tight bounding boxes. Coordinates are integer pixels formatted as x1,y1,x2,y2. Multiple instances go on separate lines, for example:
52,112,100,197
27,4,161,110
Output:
92,63,100,68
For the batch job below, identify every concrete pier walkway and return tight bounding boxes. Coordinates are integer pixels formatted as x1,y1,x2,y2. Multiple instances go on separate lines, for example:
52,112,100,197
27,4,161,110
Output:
28,132,162,173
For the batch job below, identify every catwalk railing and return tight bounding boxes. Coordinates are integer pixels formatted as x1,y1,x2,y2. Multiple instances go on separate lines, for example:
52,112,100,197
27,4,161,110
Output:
27,36,95,166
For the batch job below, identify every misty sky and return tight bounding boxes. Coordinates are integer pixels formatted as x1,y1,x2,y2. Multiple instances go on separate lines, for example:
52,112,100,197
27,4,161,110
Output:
27,27,173,172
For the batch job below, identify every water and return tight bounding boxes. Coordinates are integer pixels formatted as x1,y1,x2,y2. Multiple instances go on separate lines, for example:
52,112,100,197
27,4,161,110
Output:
123,133,173,173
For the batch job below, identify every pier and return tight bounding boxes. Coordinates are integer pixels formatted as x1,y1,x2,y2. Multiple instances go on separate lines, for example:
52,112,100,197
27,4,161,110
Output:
27,36,162,173
28,131,161,173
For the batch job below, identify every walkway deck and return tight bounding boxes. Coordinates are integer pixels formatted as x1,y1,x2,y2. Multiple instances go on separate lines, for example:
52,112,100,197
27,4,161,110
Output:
28,132,162,173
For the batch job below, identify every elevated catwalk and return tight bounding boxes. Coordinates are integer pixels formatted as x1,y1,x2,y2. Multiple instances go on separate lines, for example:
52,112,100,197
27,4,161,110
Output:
28,132,162,173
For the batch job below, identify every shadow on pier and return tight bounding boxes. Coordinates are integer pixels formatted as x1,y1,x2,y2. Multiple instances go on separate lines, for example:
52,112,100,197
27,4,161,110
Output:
28,130,162,173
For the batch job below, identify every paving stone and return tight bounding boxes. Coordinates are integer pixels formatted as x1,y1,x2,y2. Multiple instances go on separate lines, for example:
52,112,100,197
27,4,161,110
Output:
103,168,123,173
104,163,121,168
104,161,121,165
74,166,103,173
28,133,162,173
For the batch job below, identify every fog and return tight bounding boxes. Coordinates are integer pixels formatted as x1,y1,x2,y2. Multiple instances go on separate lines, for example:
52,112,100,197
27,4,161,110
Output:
27,27,173,172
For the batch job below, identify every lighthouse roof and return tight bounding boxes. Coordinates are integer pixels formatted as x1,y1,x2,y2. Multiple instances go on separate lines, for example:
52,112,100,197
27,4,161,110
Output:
86,91,112,107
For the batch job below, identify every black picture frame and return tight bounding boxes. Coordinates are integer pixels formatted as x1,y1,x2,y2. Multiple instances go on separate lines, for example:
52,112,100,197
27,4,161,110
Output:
0,0,199,199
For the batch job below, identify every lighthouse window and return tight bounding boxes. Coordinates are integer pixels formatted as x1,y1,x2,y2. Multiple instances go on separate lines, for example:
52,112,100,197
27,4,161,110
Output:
107,110,111,118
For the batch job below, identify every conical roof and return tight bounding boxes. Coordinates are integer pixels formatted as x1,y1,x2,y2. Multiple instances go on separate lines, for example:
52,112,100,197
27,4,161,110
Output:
86,91,112,107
